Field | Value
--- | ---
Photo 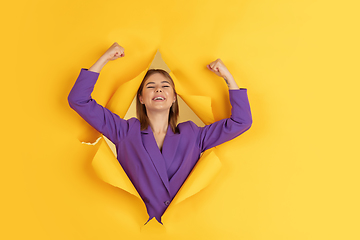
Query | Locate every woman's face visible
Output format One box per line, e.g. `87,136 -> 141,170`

139,73 -> 176,113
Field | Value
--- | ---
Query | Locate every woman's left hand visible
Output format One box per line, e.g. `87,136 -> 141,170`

207,58 -> 232,80
207,59 -> 240,89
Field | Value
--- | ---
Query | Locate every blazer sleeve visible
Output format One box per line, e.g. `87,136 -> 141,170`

193,88 -> 252,152
67,68 -> 130,144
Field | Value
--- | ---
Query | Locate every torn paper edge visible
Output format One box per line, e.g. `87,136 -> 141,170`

81,136 -> 102,145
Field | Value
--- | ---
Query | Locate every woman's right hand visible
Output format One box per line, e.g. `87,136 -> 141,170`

102,42 -> 125,61
89,42 -> 125,73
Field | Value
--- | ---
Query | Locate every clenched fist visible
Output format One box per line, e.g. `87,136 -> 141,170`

88,42 -> 125,73
103,42 -> 125,61
207,59 -> 239,89
207,59 -> 231,79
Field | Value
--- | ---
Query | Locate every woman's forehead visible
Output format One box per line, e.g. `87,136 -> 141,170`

145,73 -> 170,84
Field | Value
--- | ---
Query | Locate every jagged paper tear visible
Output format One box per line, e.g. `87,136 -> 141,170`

81,136 -> 102,145
92,137 -> 141,199
89,50 -> 223,223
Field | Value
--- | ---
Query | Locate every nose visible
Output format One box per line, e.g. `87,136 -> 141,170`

155,87 -> 162,92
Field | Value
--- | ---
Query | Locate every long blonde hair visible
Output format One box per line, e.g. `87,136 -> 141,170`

136,69 -> 179,134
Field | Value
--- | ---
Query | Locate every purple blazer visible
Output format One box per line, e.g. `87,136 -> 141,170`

68,68 -> 252,223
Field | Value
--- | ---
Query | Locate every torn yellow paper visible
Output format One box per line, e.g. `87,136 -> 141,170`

168,149 -> 221,206
3,0 -> 359,239
169,72 -> 215,124
140,217 -> 166,233
81,136 -> 102,145
92,137 -> 141,199
90,51 -> 220,222
176,94 -> 214,125
106,69 -> 148,117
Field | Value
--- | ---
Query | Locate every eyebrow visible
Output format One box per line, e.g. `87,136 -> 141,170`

146,81 -> 170,86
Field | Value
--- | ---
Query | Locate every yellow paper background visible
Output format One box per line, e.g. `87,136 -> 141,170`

1,0 -> 360,239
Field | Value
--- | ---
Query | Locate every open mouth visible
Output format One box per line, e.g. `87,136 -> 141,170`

152,97 -> 165,101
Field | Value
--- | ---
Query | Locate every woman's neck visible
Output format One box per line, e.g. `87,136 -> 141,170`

147,111 -> 169,134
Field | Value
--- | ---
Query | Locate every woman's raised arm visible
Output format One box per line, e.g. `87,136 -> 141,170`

68,43 -> 129,144
192,59 -> 251,152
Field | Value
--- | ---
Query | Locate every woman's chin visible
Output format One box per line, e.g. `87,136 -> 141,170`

146,105 -> 171,113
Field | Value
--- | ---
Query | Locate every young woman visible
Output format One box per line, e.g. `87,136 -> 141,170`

68,42 -> 252,224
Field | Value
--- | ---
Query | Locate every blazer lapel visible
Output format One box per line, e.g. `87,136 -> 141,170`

141,126 -> 170,194
161,126 -> 181,172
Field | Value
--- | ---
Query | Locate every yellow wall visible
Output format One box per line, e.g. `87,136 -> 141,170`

1,0 -> 360,239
